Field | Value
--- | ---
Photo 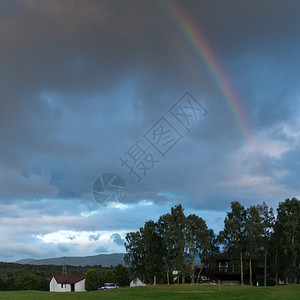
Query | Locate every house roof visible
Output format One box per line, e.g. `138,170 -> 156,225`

51,274 -> 85,284
214,252 -> 231,262
130,277 -> 143,283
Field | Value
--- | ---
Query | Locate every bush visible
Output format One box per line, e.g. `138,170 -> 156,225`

103,270 -> 117,283
85,269 -> 99,291
115,264 -> 130,286
0,278 -> 5,291
266,277 -> 276,286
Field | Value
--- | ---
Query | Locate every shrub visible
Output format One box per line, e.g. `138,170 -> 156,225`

85,269 -> 99,291
266,277 -> 276,286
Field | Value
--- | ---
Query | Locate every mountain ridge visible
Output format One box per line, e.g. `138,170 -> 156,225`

16,253 -> 125,267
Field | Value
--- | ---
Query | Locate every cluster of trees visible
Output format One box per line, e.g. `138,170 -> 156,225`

0,262 -> 130,291
124,204 -> 218,285
0,269 -> 48,291
220,198 -> 300,285
124,198 -> 300,285
85,264 -> 130,290
0,261 -> 114,291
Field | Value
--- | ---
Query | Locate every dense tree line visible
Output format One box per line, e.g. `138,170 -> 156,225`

0,262 -> 130,291
0,269 -> 49,291
0,261 -> 112,279
124,198 -> 300,285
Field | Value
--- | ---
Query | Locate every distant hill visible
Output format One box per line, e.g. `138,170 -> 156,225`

16,253 -> 125,267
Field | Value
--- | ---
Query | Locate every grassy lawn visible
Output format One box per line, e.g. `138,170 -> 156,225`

0,284 -> 299,300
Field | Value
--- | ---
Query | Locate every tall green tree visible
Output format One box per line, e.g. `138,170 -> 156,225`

143,220 -> 165,285
157,204 -> 188,284
170,204 -> 187,283
260,202 -> 275,286
115,264 -> 130,286
124,230 -> 146,280
157,212 -> 174,285
103,270 -> 117,283
186,214 -> 211,283
203,228 -> 219,269
245,205 -> 263,286
274,198 -> 300,284
85,269 -> 99,291
219,201 -> 246,285
125,221 -> 165,284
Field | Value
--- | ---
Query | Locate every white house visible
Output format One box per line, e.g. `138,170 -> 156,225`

49,274 -> 86,292
130,277 -> 145,287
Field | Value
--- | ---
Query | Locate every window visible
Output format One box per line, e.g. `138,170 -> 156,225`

218,261 -> 228,272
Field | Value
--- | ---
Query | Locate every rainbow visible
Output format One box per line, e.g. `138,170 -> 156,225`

161,1 -> 264,174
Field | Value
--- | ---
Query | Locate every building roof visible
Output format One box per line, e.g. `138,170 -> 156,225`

213,252 -> 231,262
51,274 -> 85,284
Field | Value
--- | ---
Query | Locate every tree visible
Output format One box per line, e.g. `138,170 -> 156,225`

260,202 -> 274,286
158,204 -> 187,284
245,205 -> 263,286
124,230 -> 146,280
219,201 -> 246,285
202,228 -> 219,277
103,270 -> 117,283
143,220 -> 165,284
157,212 -> 174,285
13,270 -> 48,291
115,264 -> 130,286
274,198 -> 300,284
186,214 -> 211,283
85,269 -> 99,291
0,278 -> 5,291
170,204 -> 187,283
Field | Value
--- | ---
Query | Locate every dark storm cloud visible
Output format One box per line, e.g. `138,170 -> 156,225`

187,0 -> 300,54
0,0 -> 177,94
0,0 -> 176,200
0,0 -> 300,260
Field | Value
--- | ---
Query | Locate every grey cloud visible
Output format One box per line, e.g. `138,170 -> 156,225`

89,234 -> 100,241
0,242 -> 58,260
94,246 -> 108,254
110,233 -> 125,246
0,169 -> 58,199
58,243 -> 69,253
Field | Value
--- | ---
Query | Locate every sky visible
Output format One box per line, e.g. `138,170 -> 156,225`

1,0 -> 300,262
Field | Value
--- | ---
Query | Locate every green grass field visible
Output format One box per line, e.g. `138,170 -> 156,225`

0,284 -> 299,300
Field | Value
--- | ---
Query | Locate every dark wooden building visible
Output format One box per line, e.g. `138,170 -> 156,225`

198,252 -> 263,285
